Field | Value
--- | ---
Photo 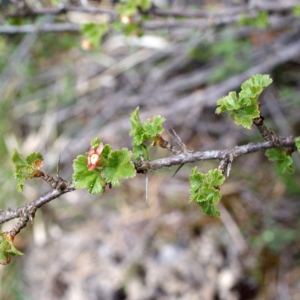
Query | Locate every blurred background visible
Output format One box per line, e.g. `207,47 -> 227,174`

1,0 -> 300,299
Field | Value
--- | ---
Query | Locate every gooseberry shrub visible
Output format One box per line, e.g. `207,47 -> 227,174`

1,74 -> 300,264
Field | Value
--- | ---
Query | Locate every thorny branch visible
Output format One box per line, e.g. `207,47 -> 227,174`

0,177 -> 74,237
135,136 -> 297,173
0,126 -> 297,237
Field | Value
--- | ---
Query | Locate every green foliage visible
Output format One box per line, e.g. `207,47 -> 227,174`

72,138 -> 136,193
72,155 -> 106,194
265,148 -> 294,174
116,0 -> 151,17
81,23 -> 108,48
130,107 -> 166,160
295,137 -> 300,152
189,167 -> 225,216
114,0 -> 150,36
0,234 -> 24,265
216,74 -> 272,129
91,137 -> 101,149
252,226 -> 297,253
292,4 -> 300,17
11,150 -> 44,192
103,149 -> 136,186
238,11 -> 270,28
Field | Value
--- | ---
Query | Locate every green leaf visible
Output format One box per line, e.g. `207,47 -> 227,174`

215,74 -> 272,129
81,23 -> 108,48
266,148 -> 294,174
25,152 -> 43,165
239,75 -> 270,100
293,5 -> 300,17
234,105 -> 260,129
100,144 -> 112,167
103,148 -> 136,186
130,107 -> 167,160
11,149 -> 44,192
129,107 -> 146,146
216,92 -> 239,114
11,149 -> 28,168
295,137 -> 300,152
277,156 -> 294,174
132,144 -> 150,161
144,115 -> 166,137
189,167 -> 225,217
265,148 -> 282,161
72,155 -> 106,194
91,137 -> 101,149
0,234 -> 24,265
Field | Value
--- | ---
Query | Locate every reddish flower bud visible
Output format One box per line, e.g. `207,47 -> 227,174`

87,143 -> 104,170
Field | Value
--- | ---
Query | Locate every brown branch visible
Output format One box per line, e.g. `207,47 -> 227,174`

0,179 -> 74,237
253,115 -> 278,142
135,136 -> 297,173
155,134 -> 182,155
0,135 -> 297,236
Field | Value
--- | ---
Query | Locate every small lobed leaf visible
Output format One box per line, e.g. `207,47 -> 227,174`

189,167 -> 225,216
243,74 -> 272,88
277,156 -> 294,174
234,104 -> 260,129
72,155 -> 106,194
101,144 -> 112,167
143,115 -> 166,137
25,152 -> 43,165
216,92 -> 239,114
73,155 -> 88,173
132,144 -> 150,161
11,149 -> 44,192
130,107 -> 167,160
0,234 -> 24,265
11,149 -> 27,168
197,199 -> 221,217
265,148 -> 282,161
15,174 -> 26,193
216,74 -> 271,130
130,107 -> 146,145
103,148 -> 136,186
265,148 -> 294,174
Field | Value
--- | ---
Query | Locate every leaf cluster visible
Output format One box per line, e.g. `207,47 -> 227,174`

72,137 -> 136,194
216,74 -> 272,129
265,148 -> 294,174
189,168 -> 225,217
129,107 -> 166,160
11,150 -> 44,192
